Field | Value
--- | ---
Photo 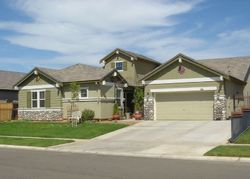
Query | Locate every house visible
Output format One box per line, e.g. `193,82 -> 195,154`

100,48 -> 161,113
0,70 -> 25,102
142,54 -> 250,121
14,64 -> 126,120
14,48 -> 250,121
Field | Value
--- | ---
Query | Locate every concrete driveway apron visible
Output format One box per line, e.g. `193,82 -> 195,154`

51,121 -> 231,157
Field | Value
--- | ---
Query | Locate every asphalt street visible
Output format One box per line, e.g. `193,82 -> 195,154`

0,148 -> 249,179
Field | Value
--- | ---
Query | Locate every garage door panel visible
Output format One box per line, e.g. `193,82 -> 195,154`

156,92 -> 213,121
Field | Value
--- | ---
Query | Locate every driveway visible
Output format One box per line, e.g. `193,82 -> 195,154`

51,121 -> 231,157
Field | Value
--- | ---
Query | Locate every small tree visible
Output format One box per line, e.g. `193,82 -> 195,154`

134,87 -> 144,112
70,82 -> 80,112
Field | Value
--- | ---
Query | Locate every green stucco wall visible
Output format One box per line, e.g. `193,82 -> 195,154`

147,61 -> 219,81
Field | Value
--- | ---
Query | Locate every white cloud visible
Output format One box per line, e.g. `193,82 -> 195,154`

0,0 -> 249,69
0,0 -> 201,67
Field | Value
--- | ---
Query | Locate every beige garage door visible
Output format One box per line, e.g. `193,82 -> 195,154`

155,92 -> 214,121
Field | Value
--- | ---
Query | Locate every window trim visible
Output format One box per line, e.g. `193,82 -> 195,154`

79,87 -> 89,99
115,61 -> 124,71
31,89 -> 46,108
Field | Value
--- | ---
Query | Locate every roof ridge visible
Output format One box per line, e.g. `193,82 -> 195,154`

62,63 -> 103,70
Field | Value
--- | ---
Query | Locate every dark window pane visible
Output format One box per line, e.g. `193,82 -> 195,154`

40,100 -> 45,107
115,62 -> 123,71
32,100 -> 37,108
80,89 -> 87,98
32,92 -> 37,99
40,91 -> 45,99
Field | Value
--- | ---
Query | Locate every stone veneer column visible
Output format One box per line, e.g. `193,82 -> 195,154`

144,97 -> 154,120
213,94 -> 227,120
18,109 -> 63,121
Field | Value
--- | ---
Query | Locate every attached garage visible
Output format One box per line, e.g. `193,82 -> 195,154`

141,54 -> 230,121
155,92 -> 214,121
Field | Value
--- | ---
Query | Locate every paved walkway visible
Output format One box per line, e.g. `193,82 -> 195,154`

50,120 -> 231,157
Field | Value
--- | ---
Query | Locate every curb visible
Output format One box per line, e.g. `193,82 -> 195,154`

0,144 -> 250,163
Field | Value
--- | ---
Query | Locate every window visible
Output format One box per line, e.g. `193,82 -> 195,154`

79,88 -> 88,98
115,61 -> 123,71
31,90 -> 45,108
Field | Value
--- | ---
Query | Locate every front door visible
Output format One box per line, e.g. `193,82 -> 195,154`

124,89 -> 134,113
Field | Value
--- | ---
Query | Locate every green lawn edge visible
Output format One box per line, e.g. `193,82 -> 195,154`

0,136 -> 74,147
0,121 -> 128,139
204,145 -> 250,157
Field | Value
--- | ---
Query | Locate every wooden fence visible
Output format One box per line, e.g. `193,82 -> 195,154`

0,103 -> 15,122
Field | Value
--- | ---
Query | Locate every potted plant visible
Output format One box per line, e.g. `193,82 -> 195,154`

112,103 -> 120,120
133,87 -> 144,120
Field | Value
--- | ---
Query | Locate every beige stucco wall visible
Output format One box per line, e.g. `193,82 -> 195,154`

104,54 -> 136,86
147,61 -> 219,81
18,74 -> 62,109
243,75 -> 250,95
20,74 -> 55,86
134,59 -> 159,85
144,60 -> 224,97
63,83 -> 100,99
62,82 -> 116,119
19,88 -> 62,108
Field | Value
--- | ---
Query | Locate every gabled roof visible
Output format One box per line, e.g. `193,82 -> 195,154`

16,64 -> 125,87
0,70 -> 25,90
141,53 -> 231,81
99,48 -> 161,65
38,64 -> 115,83
200,56 -> 250,82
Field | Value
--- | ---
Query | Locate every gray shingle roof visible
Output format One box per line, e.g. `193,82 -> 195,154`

199,56 -> 250,81
118,48 -> 161,65
37,64 -> 113,83
0,70 -> 25,90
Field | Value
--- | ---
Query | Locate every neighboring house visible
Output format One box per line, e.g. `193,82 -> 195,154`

142,54 -> 250,121
14,64 -> 126,120
0,70 -> 25,102
100,48 -> 161,113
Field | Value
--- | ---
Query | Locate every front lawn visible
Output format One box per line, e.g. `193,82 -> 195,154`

0,121 -> 127,139
0,136 -> 73,147
204,145 -> 250,157
235,128 -> 250,144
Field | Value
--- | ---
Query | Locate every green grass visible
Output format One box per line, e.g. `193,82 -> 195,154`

235,128 -> 250,144
204,145 -> 250,157
0,136 -> 73,147
0,121 -> 127,139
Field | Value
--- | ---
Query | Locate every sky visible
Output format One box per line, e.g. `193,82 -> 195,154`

0,0 -> 250,72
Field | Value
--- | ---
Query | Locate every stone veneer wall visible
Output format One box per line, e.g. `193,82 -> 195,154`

18,109 -> 63,121
144,97 -> 154,120
213,94 -> 227,120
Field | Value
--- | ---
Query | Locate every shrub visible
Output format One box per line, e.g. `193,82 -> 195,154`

134,87 -> 144,112
81,109 -> 95,121
113,103 -> 120,115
